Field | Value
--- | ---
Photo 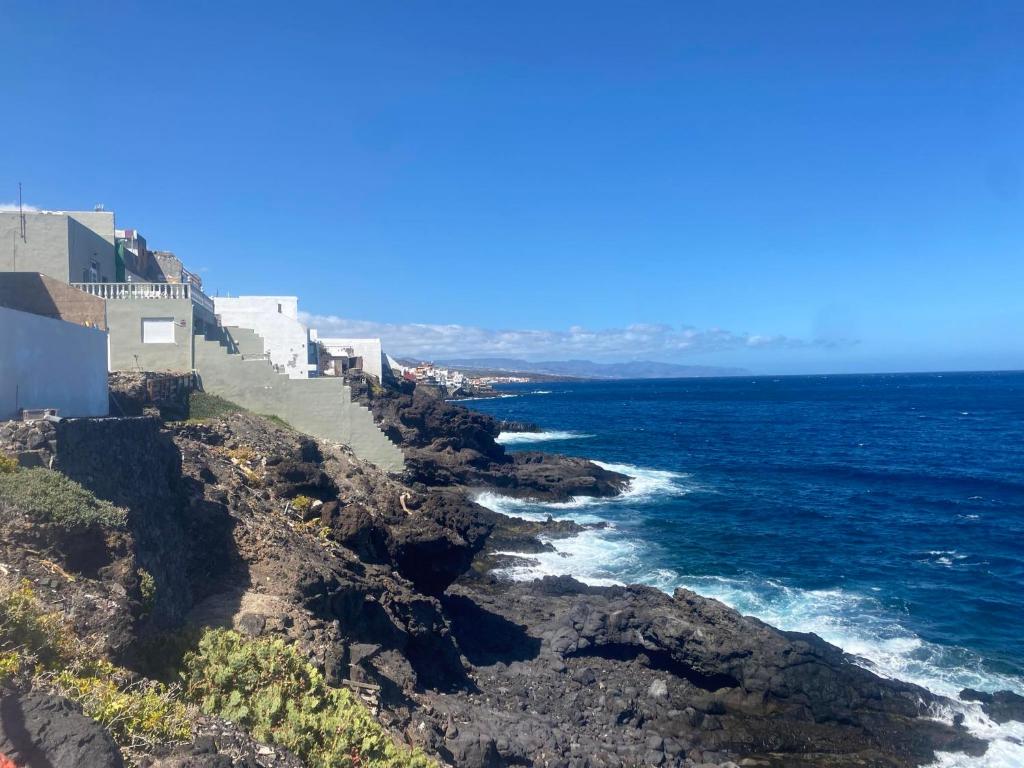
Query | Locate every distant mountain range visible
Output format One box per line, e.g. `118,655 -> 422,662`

432,357 -> 749,380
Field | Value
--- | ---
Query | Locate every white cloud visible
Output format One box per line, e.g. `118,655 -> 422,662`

0,202 -> 39,212
300,312 -> 847,362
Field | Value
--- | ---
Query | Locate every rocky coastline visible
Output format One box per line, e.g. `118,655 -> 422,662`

1,380 -> 1020,767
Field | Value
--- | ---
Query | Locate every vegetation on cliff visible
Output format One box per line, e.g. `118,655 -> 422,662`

183,628 -> 436,768
0,467 -> 127,529
0,578 -> 192,752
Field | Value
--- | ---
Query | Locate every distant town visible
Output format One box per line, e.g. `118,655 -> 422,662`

390,360 -> 534,399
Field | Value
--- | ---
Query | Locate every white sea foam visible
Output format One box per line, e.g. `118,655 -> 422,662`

449,393 -> 519,402
496,430 -> 593,445
593,461 -> 691,502
475,461 -> 690,517
493,526 -> 642,587
475,459 -> 1024,765
653,571 -> 1024,767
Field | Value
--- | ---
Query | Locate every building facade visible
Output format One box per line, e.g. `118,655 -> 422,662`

73,282 -> 216,372
0,210 -> 117,284
315,337 -> 386,381
213,296 -> 311,379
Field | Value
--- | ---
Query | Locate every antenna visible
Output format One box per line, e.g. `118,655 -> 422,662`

18,182 -> 26,241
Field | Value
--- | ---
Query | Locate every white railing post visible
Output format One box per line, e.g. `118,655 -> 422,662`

71,281 -> 213,312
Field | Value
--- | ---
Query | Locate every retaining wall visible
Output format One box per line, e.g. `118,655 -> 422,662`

194,327 -> 404,472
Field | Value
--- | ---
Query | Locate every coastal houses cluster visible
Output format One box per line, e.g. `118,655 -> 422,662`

0,205 -> 404,471
395,361 -> 468,393
393,360 -> 528,393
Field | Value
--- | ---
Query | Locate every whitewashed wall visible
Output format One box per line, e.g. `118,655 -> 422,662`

213,296 -> 310,379
318,337 -> 386,381
0,306 -> 109,420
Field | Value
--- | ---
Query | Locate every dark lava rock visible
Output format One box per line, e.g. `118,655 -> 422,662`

366,384 -> 628,501
497,420 -> 541,433
960,688 -> 1024,723
0,690 -> 125,768
422,576 -> 989,767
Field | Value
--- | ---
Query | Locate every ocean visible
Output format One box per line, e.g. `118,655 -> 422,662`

461,372 -> 1024,767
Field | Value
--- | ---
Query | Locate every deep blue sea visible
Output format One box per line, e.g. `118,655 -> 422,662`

460,372 -> 1024,766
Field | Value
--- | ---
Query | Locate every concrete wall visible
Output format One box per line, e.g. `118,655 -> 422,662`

318,337 -> 386,381
195,328 -> 404,471
0,305 -> 109,419
0,211 -> 116,283
106,297 -> 194,372
0,272 -> 107,330
214,296 -> 309,379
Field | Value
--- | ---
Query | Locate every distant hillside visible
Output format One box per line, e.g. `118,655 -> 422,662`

434,358 -> 749,380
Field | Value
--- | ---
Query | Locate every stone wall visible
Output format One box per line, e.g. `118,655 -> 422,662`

0,416 -> 197,628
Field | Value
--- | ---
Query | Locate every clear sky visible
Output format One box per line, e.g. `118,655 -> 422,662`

3,2 -> 1022,374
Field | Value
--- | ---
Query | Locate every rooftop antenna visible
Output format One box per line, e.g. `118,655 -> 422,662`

18,182 -> 26,241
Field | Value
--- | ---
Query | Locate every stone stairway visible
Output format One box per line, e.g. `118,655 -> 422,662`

193,326 -> 404,472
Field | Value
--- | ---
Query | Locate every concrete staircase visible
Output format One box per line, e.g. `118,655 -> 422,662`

193,326 -> 404,472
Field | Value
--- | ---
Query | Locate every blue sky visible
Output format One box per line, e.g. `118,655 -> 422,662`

3,1 -> 1022,374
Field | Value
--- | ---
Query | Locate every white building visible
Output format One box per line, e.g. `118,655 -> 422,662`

316,337 -> 386,382
214,296 -> 310,379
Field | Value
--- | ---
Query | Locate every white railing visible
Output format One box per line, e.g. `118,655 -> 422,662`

72,281 -> 215,313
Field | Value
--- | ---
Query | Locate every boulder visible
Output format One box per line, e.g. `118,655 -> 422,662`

0,691 -> 124,768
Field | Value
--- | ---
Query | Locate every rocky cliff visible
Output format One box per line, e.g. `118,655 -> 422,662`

1,397 -> 1016,767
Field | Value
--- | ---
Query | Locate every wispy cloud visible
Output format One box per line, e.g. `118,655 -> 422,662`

0,202 -> 39,212
300,313 -> 853,361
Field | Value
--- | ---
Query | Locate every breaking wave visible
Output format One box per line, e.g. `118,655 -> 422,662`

474,461 -> 1024,766
496,430 -> 593,445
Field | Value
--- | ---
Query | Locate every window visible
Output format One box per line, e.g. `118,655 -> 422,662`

277,303 -> 282,313
142,317 -> 176,344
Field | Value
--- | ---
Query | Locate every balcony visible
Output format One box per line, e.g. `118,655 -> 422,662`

72,281 -> 215,314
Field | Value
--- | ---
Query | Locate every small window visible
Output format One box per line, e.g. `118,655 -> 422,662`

277,303 -> 282,313
142,317 -> 176,344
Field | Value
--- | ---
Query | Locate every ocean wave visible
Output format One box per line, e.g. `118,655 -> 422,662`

475,460 -> 1024,764
449,393 -> 519,402
593,461 -> 691,502
651,572 -> 1024,767
493,526 -> 641,587
496,430 -> 593,445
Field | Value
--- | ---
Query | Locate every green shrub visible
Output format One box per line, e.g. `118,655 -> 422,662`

54,659 -> 191,750
0,453 -> 18,474
187,391 -> 245,421
0,578 -> 77,668
0,468 -> 127,530
138,568 -> 156,616
0,579 -> 192,749
291,494 -> 313,514
183,629 -> 435,768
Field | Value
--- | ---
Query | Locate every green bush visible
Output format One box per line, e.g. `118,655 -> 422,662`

0,468 -> 127,530
0,578 -> 76,668
138,568 -> 156,616
0,453 -> 18,474
0,579 -> 192,749
55,659 -> 191,750
183,629 -> 435,768
187,391 -> 245,421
